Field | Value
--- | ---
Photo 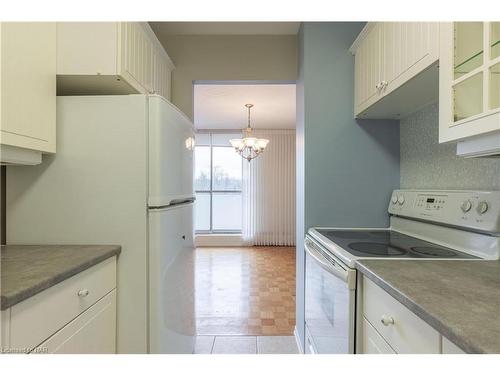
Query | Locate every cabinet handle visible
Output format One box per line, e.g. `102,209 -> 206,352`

77,289 -> 90,298
381,315 -> 395,326
381,80 -> 388,88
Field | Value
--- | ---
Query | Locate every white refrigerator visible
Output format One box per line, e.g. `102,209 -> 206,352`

6,95 -> 196,354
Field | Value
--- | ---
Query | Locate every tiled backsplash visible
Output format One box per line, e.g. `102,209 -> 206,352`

400,102 -> 500,190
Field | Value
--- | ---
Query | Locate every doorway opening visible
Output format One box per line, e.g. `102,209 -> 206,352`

192,81 -> 297,342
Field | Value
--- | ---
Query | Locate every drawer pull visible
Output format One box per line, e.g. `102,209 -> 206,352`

381,315 -> 395,326
77,289 -> 90,298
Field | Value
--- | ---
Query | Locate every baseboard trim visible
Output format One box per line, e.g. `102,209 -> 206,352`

294,326 -> 304,354
195,234 -> 244,247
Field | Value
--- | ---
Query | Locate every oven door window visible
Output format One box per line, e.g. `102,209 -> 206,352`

305,251 -> 354,354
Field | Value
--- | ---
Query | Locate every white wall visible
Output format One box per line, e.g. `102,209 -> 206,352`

151,33 -> 298,120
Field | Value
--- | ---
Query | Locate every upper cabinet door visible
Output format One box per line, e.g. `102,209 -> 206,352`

352,22 -> 439,119
439,22 -> 500,143
118,22 -> 172,98
383,22 -> 439,95
354,24 -> 383,115
152,43 -> 173,100
119,23 -> 154,94
491,23 -> 500,112
0,22 -> 56,155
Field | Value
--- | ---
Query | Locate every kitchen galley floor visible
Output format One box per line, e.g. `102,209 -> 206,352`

195,246 -> 296,336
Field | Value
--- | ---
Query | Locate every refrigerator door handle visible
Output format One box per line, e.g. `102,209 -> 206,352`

149,197 -> 196,210
169,197 -> 196,205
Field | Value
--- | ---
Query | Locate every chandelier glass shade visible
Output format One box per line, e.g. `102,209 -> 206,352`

230,104 -> 269,162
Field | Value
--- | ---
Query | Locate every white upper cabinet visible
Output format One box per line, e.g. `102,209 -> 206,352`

439,22 -> 500,155
354,23 -> 383,113
351,22 -> 439,119
57,22 -> 174,100
0,22 -> 56,164
152,47 -> 172,101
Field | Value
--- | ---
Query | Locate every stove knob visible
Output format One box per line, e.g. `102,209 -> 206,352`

397,194 -> 405,205
391,195 -> 398,204
460,200 -> 472,213
477,201 -> 489,215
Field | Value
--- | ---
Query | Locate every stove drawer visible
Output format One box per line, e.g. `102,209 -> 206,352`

362,276 -> 440,354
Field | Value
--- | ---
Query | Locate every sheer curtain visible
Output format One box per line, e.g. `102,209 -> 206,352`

242,129 -> 296,246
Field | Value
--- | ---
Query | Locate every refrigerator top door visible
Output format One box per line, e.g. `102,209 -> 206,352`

148,95 -> 195,207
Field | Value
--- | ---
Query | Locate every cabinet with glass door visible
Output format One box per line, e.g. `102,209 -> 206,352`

439,22 -> 500,144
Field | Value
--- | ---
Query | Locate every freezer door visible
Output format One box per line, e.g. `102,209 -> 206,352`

148,202 -> 195,353
148,96 -> 195,207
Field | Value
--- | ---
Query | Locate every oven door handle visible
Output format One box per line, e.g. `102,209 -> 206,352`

305,239 -> 356,290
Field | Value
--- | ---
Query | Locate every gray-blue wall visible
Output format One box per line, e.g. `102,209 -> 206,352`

295,22 -> 401,351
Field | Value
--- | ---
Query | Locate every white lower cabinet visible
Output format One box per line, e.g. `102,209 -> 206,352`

35,291 -> 116,354
359,276 -> 465,354
362,318 -> 396,354
1,257 -> 117,354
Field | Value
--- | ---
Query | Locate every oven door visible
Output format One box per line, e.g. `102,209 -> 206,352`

304,236 -> 356,354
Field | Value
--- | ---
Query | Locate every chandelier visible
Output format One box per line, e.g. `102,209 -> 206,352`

230,104 -> 269,162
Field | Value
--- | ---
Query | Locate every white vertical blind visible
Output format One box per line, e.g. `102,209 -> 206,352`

242,129 -> 296,246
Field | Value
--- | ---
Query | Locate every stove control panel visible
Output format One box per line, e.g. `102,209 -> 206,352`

389,190 -> 500,234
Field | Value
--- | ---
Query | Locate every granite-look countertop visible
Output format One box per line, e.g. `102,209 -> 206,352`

356,260 -> 500,354
1,245 -> 121,310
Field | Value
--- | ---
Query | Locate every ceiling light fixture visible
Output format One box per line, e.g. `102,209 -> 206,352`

230,104 -> 269,162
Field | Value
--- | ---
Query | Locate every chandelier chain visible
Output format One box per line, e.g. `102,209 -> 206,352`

246,103 -> 253,133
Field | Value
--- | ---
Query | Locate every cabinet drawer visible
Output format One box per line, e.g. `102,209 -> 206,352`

362,317 -> 395,354
362,276 -> 440,353
9,257 -> 116,350
34,290 -> 116,354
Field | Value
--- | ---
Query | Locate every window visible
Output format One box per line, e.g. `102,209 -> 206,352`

194,133 -> 242,233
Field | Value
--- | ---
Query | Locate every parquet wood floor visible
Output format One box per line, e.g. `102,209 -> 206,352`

195,246 -> 296,336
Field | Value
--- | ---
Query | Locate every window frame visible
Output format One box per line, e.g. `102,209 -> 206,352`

195,133 -> 243,234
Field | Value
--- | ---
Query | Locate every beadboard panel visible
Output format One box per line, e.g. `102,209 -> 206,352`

400,103 -> 500,190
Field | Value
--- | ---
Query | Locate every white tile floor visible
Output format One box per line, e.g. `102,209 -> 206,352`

193,335 -> 299,354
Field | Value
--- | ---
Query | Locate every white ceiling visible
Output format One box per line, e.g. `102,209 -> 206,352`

194,84 -> 296,130
149,22 -> 300,35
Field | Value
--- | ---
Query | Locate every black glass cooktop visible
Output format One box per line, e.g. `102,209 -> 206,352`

315,229 -> 478,259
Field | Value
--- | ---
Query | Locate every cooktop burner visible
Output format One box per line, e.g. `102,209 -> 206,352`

410,247 -> 458,258
348,242 -> 407,256
315,229 -> 478,259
